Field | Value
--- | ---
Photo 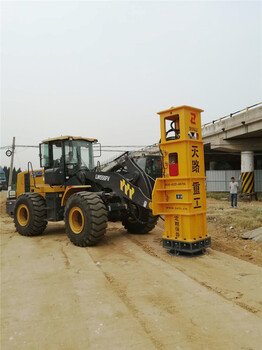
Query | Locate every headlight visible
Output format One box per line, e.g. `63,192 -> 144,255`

8,190 -> 16,199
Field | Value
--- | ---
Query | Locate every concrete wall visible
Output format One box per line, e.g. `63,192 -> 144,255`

206,170 -> 262,192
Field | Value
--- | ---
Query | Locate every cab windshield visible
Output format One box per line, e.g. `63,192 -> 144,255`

64,140 -> 95,170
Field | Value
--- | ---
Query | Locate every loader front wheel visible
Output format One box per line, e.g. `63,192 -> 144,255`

122,205 -> 158,234
65,192 -> 107,247
14,193 -> 47,236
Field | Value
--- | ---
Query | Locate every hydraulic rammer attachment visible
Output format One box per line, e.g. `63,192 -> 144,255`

152,105 -> 211,255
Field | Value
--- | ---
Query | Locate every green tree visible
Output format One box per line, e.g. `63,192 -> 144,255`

2,167 -> 22,189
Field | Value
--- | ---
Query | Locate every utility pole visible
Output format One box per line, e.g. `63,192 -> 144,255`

7,137 -> 15,198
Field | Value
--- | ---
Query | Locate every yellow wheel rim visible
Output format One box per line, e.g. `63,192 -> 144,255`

17,204 -> 29,226
69,207 -> 84,234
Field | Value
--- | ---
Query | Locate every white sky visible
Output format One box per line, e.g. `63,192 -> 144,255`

1,1 -> 261,170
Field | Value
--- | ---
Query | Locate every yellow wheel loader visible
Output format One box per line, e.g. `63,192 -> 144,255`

6,136 -> 158,247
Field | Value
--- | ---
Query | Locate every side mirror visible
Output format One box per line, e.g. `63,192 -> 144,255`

96,161 -> 101,172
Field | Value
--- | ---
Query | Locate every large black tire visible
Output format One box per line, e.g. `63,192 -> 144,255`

122,207 -> 158,234
14,193 -> 47,236
64,192 -> 107,247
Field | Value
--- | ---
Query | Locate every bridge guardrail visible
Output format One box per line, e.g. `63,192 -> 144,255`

202,102 -> 262,128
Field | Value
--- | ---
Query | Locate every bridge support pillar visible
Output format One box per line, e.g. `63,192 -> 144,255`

240,151 -> 256,200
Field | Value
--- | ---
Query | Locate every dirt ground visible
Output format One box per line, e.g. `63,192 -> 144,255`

206,198 -> 262,266
1,191 -> 262,350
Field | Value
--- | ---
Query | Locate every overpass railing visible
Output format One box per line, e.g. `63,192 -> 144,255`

202,102 -> 262,128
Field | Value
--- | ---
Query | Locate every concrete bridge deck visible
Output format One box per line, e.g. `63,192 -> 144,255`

202,104 -> 262,152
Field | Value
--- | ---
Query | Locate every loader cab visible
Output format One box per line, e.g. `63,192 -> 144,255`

39,136 -> 97,186
134,155 -> 162,179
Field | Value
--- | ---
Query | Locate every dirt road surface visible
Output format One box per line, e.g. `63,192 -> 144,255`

1,192 -> 262,349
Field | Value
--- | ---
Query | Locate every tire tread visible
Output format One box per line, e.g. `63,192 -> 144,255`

65,192 -> 107,247
14,193 -> 47,236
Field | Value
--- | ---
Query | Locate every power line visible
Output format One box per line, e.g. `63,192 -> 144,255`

1,144 -> 148,150
0,145 -> 38,149
94,145 -> 148,148
2,145 -> 261,156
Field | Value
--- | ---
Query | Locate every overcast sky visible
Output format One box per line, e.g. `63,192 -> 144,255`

1,1 -> 261,170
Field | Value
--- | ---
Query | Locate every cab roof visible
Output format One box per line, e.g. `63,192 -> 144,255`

41,136 -> 98,143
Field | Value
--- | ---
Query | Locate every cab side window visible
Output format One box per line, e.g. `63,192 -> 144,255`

40,143 -> 50,167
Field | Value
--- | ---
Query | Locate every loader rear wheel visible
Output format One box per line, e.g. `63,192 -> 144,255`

65,192 -> 107,247
14,193 -> 47,236
122,205 -> 158,234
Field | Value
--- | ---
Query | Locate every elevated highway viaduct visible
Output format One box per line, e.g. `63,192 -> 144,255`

202,103 -> 262,194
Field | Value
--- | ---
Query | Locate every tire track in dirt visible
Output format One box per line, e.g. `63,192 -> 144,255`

86,245 -> 207,349
82,235 -> 164,348
85,231 -> 262,349
61,245 -> 71,268
122,232 -> 262,317
100,270 -> 164,350
196,281 -> 259,314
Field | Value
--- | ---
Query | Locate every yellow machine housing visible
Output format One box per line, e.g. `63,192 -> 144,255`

16,169 -> 90,208
152,105 -> 211,254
